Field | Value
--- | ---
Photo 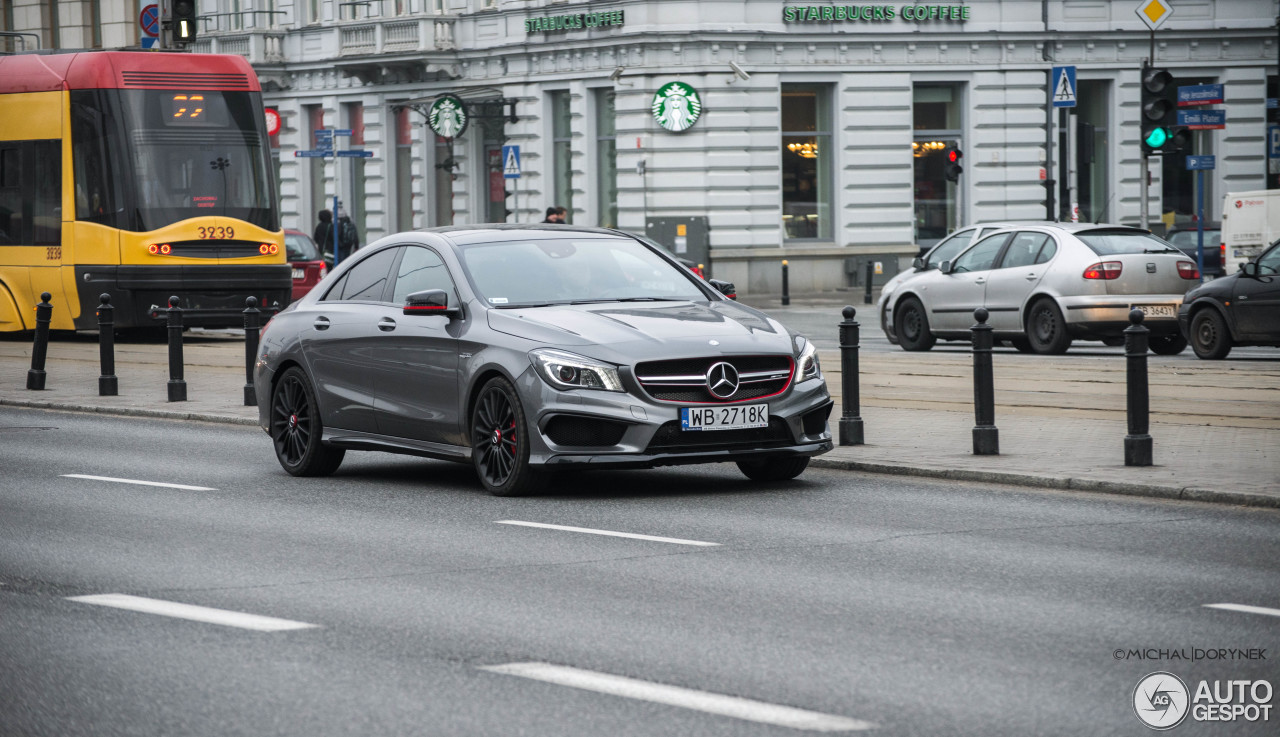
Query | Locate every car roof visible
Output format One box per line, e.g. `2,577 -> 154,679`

425,224 -> 631,245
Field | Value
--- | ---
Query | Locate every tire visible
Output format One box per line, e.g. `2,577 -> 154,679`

1148,334 -> 1188,356
1190,309 -> 1232,360
471,376 -> 545,496
894,297 -> 936,352
1024,298 -> 1072,355
270,367 -> 345,477
1010,337 -> 1034,353
1101,337 -> 1126,347
737,456 -> 810,482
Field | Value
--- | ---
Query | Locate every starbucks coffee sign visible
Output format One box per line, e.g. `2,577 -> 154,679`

525,9 -> 624,33
428,95 -> 468,139
651,82 -> 702,133
783,4 -> 971,22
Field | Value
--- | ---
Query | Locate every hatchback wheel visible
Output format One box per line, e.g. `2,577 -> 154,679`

471,377 -> 544,496
737,456 -> 810,482
1148,334 -> 1188,355
1190,309 -> 1232,359
894,297 -> 936,351
1025,298 -> 1072,354
271,367 -> 345,476
1010,337 -> 1034,353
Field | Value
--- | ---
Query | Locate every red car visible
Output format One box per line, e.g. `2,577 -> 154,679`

285,229 -> 327,301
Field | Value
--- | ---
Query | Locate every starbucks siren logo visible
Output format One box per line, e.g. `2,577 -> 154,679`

651,82 -> 702,132
428,95 -> 469,139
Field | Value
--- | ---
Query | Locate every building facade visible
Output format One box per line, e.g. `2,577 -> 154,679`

5,0 -> 1275,293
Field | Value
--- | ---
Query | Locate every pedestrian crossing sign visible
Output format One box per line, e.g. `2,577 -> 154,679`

502,145 -> 521,179
1051,66 -> 1077,108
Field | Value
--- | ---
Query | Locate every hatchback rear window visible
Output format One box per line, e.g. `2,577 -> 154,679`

1074,230 -> 1181,256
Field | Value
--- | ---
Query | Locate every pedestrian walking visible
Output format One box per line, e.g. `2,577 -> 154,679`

313,209 -> 335,265
337,214 -> 360,261
542,206 -> 566,224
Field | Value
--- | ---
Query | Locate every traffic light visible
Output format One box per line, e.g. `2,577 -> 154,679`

173,0 -> 198,46
1140,64 -> 1176,155
944,147 -> 964,182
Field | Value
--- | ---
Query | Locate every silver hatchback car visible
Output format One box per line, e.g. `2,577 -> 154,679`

882,224 -> 1202,354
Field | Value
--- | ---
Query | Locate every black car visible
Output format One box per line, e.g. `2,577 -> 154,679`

1178,240 -> 1280,359
1166,223 -> 1223,278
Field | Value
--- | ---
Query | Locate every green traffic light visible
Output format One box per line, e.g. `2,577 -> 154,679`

1144,127 -> 1169,148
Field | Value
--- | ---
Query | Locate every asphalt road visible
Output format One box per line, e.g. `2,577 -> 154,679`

2,407 -> 1278,736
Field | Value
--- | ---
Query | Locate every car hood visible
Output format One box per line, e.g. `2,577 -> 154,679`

486,300 -> 795,358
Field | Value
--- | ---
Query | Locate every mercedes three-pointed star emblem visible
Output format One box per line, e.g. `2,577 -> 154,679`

705,361 -> 740,399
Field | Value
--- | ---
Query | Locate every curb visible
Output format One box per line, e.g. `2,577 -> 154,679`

4,397 -> 1274,510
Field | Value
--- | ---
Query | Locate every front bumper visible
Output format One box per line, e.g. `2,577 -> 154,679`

517,368 -> 835,470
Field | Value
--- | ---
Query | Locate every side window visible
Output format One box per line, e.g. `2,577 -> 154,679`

0,146 -> 18,245
998,232 -> 1049,269
926,228 -> 974,268
324,248 -> 397,302
1256,244 -> 1280,275
0,141 -> 61,246
392,246 -> 454,303
952,233 -> 1010,273
1034,237 -> 1058,265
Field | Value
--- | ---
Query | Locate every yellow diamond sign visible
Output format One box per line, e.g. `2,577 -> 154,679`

1135,0 -> 1173,30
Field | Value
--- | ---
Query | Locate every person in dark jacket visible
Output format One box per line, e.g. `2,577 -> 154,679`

314,209 -> 335,264
542,206 -> 566,224
336,215 -> 360,262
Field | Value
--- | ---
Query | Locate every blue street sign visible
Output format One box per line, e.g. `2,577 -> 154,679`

1185,155 -> 1215,171
1177,109 -> 1225,130
1051,66 -> 1077,108
1270,126 -> 1280,159
332,129 -> 354,136
1269,98 -> 1279,110
314,130 -> 333,138
335,150 -> 373,158
502,145 -> 521,179
141,36 -> 157,49
1177,83 -> 1224,107
294,150 -> 332,158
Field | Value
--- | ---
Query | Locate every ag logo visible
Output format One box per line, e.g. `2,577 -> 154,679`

1133,672 -> 1190,730
651,81 -> 702,132
1236,200 -> 1243,208
428,95 -> 469,139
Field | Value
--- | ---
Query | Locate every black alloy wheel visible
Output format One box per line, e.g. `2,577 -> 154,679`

1025,298 -> 1072,354
894,297 -> 936,351
737,456 -> 810,482
1190,309 -> 1232,360
270,367 -> 344,476
471,377 -> 544,496
1148,334 -> 1188,355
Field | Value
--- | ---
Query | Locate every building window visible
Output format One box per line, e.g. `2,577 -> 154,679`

306,105 -> 327,231
396,107 -> 414,231
550,91 -> 573,222
912,83 -> 963,247
1074,80 -> 1110,225
344,102 -> 365,238
304,0 -> 321,24
595,89 -> 617,228
781,85 -> 833,240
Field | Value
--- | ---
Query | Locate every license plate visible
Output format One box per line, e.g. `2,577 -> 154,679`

681,404 -> 768,431
291,268 -> 305,280
1132,304 -> 1176,318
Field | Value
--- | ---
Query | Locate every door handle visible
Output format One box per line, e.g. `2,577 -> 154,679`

313,317 -> 330,331
378,317 -> 397,332
974,278 -> 986,285
1025,273 -> 1037,281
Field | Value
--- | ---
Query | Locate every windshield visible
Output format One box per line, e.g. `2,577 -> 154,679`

70,88 -> 278,232
458,237 -> 709,307
285,232 -> 320,262
925,229 -> 976,269
1075,230 -> 1180,256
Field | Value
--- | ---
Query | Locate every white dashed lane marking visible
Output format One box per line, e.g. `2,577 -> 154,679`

495,520 -> 720,547
479,662 -> 876,732
1204,603 -> 1280,619
61,474 -> 216,491
67,594 -> 318,632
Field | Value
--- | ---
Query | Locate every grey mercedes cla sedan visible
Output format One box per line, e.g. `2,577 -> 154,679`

254,226 -> 833,495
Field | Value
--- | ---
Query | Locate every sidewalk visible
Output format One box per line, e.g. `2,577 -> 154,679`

1,333 -> 1277,508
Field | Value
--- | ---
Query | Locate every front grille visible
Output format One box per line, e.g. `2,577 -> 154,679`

635,355 -> 793,404
645,418 -> 794,454
121,71 -> 252,89
543,415 -> 628,447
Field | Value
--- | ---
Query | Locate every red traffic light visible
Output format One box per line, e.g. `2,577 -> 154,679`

947,148 -> 963,163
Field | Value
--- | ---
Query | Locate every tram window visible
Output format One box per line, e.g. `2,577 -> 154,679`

72,93 -> 123,226
0,147 -> 17,244
0,141 -> 61,245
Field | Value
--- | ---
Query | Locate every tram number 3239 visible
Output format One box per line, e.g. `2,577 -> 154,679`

45,247 -> 62,261
197,226 -> 235,239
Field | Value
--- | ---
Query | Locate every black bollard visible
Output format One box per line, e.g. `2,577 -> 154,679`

781,260 -> 790,306
971,308 -> 999,455
863,261 -> 874,305
166,295 -> 187,402
243,296 -> 260,406
97,293 -> 118,396
26,292 -> 53,390
1123,309 -> 1152,466
838,306 -> 864,445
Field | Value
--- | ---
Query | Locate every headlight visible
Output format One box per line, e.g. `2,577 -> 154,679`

797,338 -> 822,381
530,349 -> 624,392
